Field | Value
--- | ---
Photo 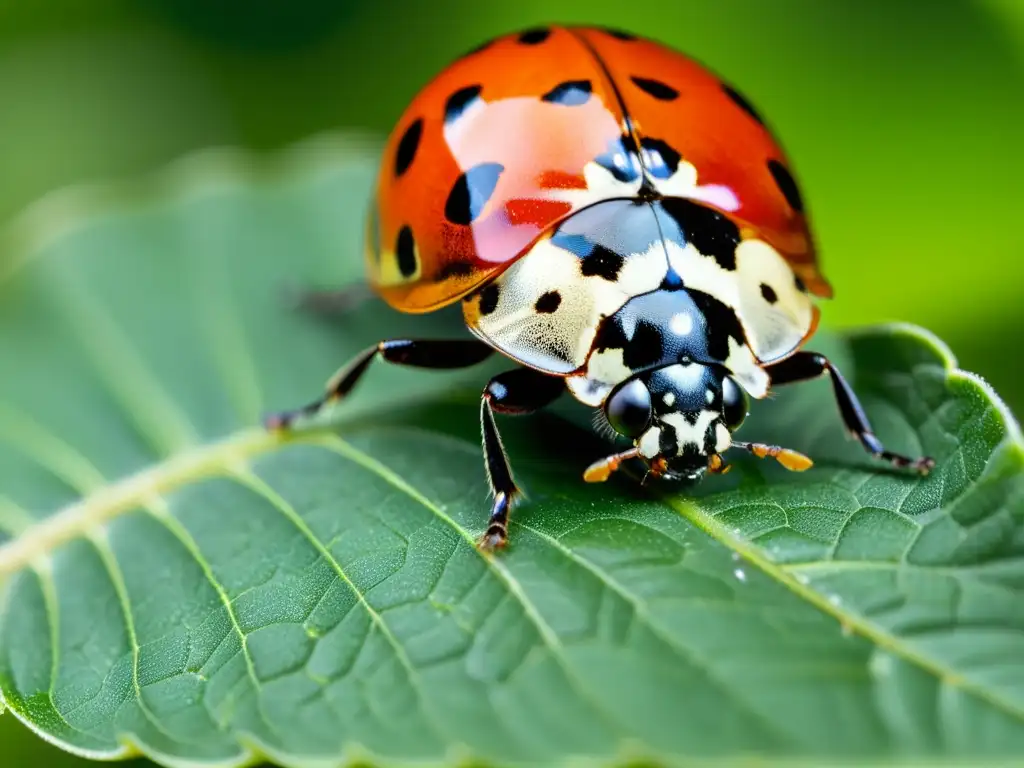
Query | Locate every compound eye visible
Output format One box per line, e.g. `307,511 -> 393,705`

722,376 -> 749,430
605,378 -> 653,438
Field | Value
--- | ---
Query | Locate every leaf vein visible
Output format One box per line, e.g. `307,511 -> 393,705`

310,433 -> 631,739
194,216 -> 266,427
514,520 -> 798,743
50,268 -> 198,456
0,497 -> 35,538
85,532 -> 186,744
653,489 -> 1024,724
228,464 -> 452,747
144,501 -> 284,742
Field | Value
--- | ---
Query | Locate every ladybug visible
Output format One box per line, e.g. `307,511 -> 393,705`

266,25 -> 935,550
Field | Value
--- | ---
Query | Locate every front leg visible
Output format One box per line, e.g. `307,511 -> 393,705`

766,351 -> 935,473
478,368 -> 566,551
264,338 -> 494,430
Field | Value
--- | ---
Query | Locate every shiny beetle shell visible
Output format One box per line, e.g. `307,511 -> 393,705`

365,25 -> 831,321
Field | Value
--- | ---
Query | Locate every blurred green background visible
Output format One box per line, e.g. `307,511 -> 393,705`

1,0 -> 1022,764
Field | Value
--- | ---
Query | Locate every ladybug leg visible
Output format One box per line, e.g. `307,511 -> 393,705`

582,447 -> 641,483
286,282 -> 374,316
729,441 -> 813,472
765,351 -> 935,473
264,339 -> 494,430
479,368 -> 566,551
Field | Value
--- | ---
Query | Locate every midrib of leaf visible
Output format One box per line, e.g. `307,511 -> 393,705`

0,426 -> 279,579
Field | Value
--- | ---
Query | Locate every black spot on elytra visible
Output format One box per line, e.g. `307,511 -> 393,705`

518,27 -> 550,44
550,230 -> 628,281
580,244 -> 625,281
760,283 -> 778,304
794,274 -> 807,293
437,261 -> 475,281
623,321 -> 665,372
603,27 -> 637,41
640,137 -> 681,180
542,80 -> 592,106
767,159 -> 804,213
687,289 -> 746,362
631,77 -> 679,101
723,83 -> 764,126
595,135 -> 640,183
534,290 -> 562,313
395,226 -> 417,278
445,162 -> 504,225
394,119 -> 422,178
659,198 -> 740,271
445,85 -> 482,123
478,283 -> 500,315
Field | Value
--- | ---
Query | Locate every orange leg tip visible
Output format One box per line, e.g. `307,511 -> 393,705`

476,530 -> 509,552
708,454 -> 732,475
583,448 -> 639,483
778,449 -> 814,472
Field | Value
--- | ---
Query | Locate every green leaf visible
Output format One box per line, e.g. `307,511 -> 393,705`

0,135 -> 1021,768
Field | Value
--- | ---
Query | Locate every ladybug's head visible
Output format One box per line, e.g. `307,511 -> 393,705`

597,362 -> 749,483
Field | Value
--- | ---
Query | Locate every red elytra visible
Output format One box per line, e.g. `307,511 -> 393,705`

365,24 -> 831,314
